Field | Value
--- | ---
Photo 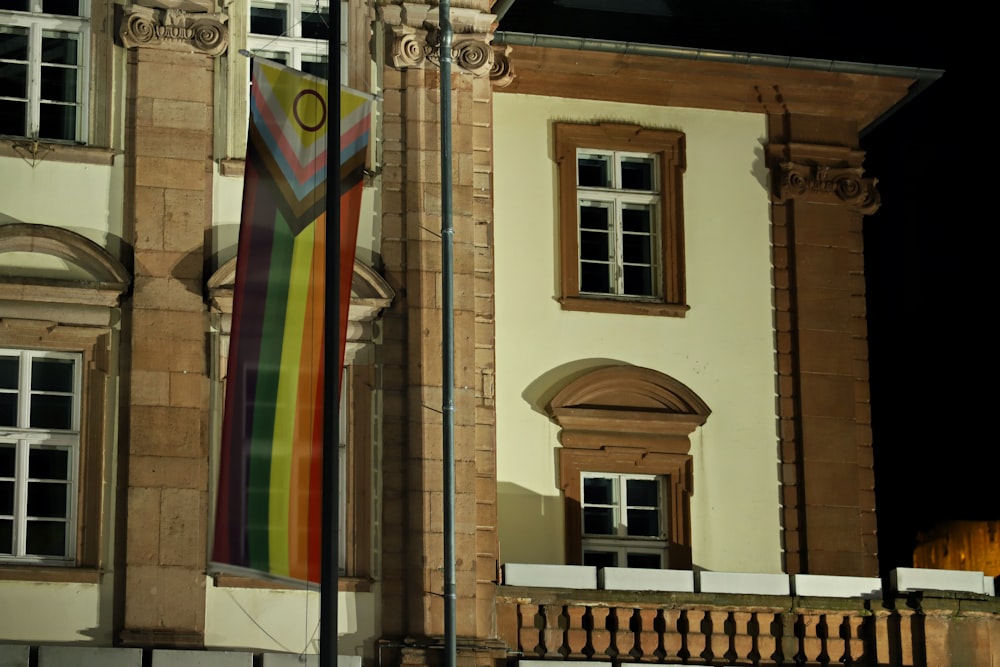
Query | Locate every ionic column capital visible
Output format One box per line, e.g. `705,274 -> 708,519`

767,142 -> 880,214
118,3 -> 229,57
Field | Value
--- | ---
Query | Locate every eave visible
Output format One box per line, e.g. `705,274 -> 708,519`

494,33 -> 942,133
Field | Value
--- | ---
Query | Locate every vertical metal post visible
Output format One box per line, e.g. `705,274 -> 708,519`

439,1 -> 457,666
321,4 -> 342,666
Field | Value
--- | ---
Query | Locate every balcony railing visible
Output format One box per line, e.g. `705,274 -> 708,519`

496,586 -> 1000,666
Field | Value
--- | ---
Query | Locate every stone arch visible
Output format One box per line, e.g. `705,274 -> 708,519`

0,222 -> 130,287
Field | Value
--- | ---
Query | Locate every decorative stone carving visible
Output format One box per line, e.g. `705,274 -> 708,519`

379,3 -> 497,76
130,0 -> 214,10
773,161 -> 880,214
119,4 -> 229,56
490,44 -> 515,88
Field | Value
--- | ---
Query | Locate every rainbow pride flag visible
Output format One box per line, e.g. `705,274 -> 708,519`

212,58 -> 371,583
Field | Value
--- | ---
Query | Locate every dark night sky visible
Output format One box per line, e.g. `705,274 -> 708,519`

499,1 -> 992,576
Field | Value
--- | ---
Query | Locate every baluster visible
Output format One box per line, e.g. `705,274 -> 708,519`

565,606 -> 589,659
614,608 -> 636,660
662,608 -> 683,661
800,613 -> 824,664
732,611 -> 754,663
706,610 -> 729,663
519,604 -> 543,657
897,608 -> 916,667
542,604 -> 566,658
636,608 -> 661,661
686,609 -> 708,662
844,613 -> 866,664
591,607 -> 613,658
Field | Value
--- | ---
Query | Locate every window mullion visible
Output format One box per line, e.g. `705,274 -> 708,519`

13,439 -> 28,557
613,198 -> 625,295
27,22 -> 42,139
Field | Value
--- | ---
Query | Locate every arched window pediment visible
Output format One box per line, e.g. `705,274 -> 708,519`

547,365 -> 711,438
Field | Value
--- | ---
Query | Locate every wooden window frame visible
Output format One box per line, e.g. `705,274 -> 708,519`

554,122 -> 688,317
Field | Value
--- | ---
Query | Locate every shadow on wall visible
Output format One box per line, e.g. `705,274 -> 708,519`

497,481 -> 565,566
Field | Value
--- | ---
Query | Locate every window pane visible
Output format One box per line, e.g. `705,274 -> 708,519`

626,508 -> 659,536
627,478 -> 659,507
0,445 -> 14,477
301,10 -> 330,40
29,448 -> 68,480
43,0 -> 82,16
41,67 -> 78,102
27,482 -> 67,518
31,358 -> 74,393
626,552 -> 661,569
38,102 -> 76,141
0,481 -> 13,515
579,230 -> 609,262
578,153 -> 610,188
0,26 -> 29,61
583,506 -> 614,535
0,393 -> 16,427
583,550 -> 617,568
623,265 -> 654,297
301,57 -> 328,80
29,394 -> 73,429
621,205 -> 652,233
25,520 -> 66,556
0,356 -> 17,389
580,261 -> 611,294
622,233 -> 652,265
0,61 -> 28,99
621,157 -> 655,190
0,519 -> 11,554
583,476 -> 614,505
0,100 -> 28,137
42,32 -> 78,67
250,5 -> 287,36
579,201 -> 610,231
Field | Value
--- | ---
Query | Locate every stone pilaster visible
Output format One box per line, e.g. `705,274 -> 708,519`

767,114 -> 879,577
116,2 -> 226,647
375,1 -> 502,659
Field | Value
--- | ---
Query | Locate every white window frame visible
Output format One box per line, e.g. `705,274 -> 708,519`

576,148 -> 662,299
0,1 -> 90,143
581,471 -> 668,568
247,0 -> 346,82
0,349 -> 82,565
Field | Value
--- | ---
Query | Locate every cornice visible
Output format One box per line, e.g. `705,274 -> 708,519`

495,43 -> 917,130
118,4 -> 229,57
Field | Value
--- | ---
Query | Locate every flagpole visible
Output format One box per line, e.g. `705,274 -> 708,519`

321,4 -> 342,666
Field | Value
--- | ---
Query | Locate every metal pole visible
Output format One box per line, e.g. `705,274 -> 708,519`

321,4 -> 342,666
439,0 -> 457,665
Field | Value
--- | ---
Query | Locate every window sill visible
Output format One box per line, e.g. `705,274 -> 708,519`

0,565 -> 102,584
559,296 -> 690,318
0,138 -> 116,166
213,573 -> 373,592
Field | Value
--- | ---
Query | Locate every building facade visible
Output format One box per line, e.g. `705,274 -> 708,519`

0,0 -> 996,665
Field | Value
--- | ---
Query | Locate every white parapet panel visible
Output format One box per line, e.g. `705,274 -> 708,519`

985,576 -> 996,596
502,563 -> 598,589
261,655 -> 362,667
0,644 -> 29,667
151,650 -> 253,667
38,646 -> 142,667
697,571 -> 790,595
599,567 -> 695,592
890,567 -> 986,594
792,574 -> 882,598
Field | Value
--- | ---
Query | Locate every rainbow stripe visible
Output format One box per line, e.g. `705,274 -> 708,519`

212,59 -> 371,583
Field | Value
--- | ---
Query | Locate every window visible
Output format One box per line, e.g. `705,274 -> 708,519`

0,0 -> 89,142
248,0 -> 345,81
547,365 -> 711,569
555,123 -> 687,317
0,349 -> 81,563
581,472 -> 667,569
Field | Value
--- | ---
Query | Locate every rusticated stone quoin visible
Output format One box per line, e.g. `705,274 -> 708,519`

118,4 -> 229,56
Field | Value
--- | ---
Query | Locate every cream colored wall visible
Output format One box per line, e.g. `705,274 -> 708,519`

0,581 -> 113,642
204,581 -> 378,659
493,93 -> 781,574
